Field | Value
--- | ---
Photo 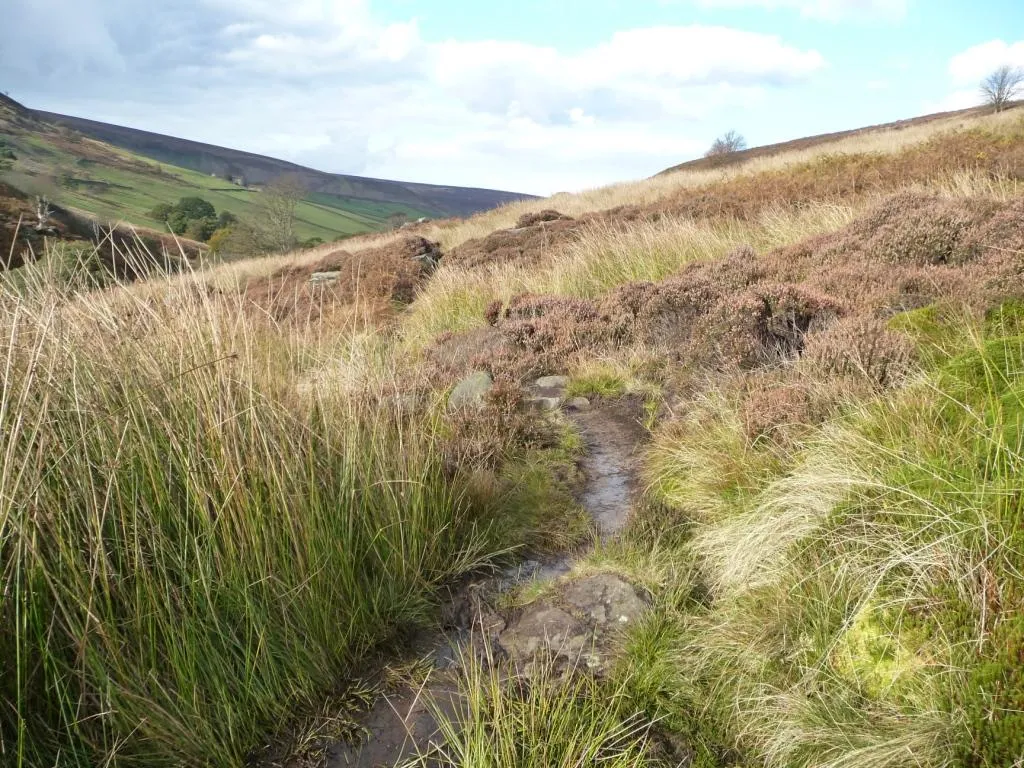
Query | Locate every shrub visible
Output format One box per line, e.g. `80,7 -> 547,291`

803,315 -> 916,388
184,215 -> 217,242
478,293 -> 612,380
206,226 -> 233,255
710,282 -> 844,368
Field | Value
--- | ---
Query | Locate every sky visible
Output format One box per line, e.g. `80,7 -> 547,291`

2,0 -> 1023,195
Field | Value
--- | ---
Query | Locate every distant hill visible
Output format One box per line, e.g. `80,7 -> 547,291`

658,101 -> 1021,176
35,110 -> 535,219
0,93 -> 535,253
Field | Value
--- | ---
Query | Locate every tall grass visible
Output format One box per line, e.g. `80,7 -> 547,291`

406,649 -> 658,768
0,252 -> 504,766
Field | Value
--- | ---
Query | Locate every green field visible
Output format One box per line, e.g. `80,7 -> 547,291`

0,132 -> 433,241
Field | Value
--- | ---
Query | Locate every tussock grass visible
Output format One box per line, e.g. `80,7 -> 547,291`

613,305 -> 1024,768
0,250 -> 510,767
406,650 -> 659,768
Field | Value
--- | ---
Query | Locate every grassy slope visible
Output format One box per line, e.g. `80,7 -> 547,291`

397,106 -> 1024,768
2,104 -> 1024,768
1,123 -> 433,242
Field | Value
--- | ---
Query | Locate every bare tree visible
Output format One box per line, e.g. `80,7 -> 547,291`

259,174 -> 304,252
981,65 -> 1024,113
705,130 -> 747,158
228,174 -> 305,255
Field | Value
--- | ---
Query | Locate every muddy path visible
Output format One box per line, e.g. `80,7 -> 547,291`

326,386 -> 646,768
571,399 -> 645,540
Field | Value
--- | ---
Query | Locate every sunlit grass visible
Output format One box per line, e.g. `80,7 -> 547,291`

0,249 -> 508,767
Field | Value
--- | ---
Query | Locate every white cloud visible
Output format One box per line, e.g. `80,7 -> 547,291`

949,40 -> 1024,86
1,0 -> 827,194
694,0 -> 907,21
925,89 -> 982,114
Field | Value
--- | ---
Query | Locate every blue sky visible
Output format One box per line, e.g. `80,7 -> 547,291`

2,0 -> 1022,194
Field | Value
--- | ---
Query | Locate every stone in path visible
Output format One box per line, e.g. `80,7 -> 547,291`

496,574 -> 649,674
563,573 -> 648,627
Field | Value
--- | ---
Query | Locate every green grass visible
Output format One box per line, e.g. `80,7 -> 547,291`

467,416 -> 592,557
0,261 -> 512,767
407,650 -> 660,768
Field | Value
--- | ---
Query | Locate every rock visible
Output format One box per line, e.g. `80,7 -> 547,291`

309,271 -> 340,284
535,375 -> 570,390
498,606 -> 591,661
529,395 -> 563,412
565,396 -> 591,411
563,574 -> 649,627
448,371 -> 493,411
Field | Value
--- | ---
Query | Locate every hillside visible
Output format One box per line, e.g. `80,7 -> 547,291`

0,94 -> 535,256
659,100 -> 1024,175
35,110 -> 536,219
3,101 -> 1024,768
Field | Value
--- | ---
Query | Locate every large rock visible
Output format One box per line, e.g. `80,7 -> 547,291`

565,396 -> 591,411
448,371 -> 493,410
310,271 -> 341,284
498,606 -> 591,661
563,574 -> 648,627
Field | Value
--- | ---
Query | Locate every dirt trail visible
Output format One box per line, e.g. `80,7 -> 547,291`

326,388 -> 645,768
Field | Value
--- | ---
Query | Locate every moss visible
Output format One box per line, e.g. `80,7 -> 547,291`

831,602 -> 928,698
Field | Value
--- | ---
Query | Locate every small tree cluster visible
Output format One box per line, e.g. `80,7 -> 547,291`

148,197 -> 237,243
705,130 -> 747,158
